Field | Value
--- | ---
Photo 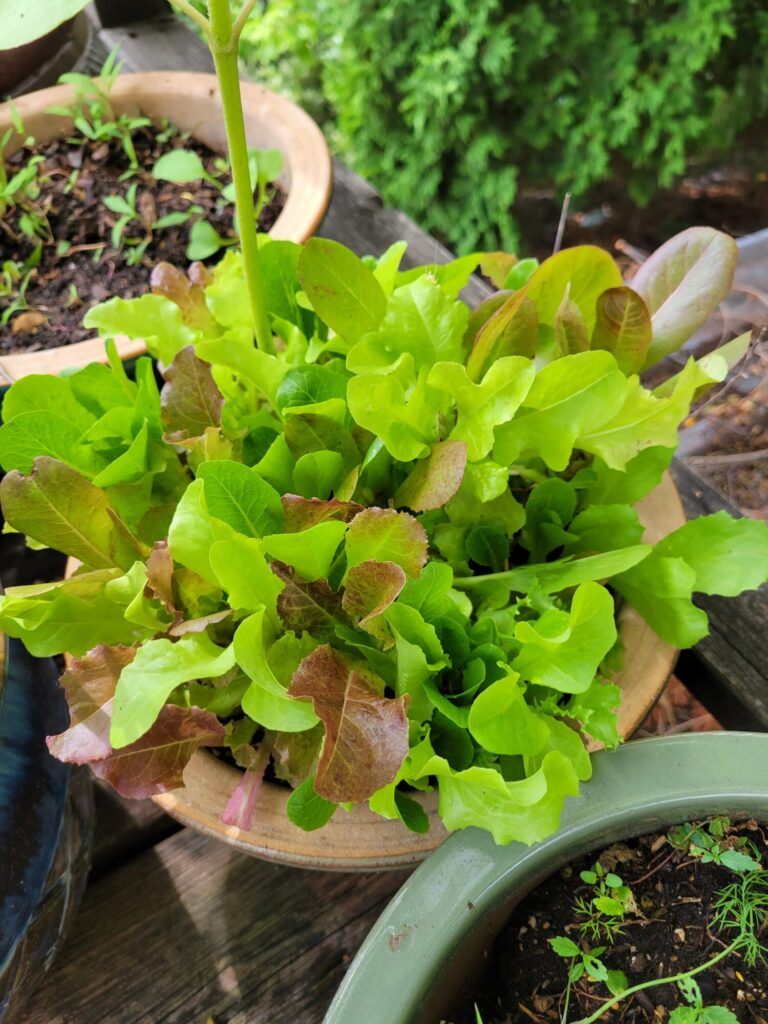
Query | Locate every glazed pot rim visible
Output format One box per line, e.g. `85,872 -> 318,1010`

324,731 -> 768,1023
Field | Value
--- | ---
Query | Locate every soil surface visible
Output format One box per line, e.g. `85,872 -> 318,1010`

452,820 -> 768,1024
516,161 -> 768,266
0,124 -> 284,353
680,333 -> 768,519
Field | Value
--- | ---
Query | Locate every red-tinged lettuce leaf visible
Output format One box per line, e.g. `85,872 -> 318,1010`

90,704 -> 226,799
0,457 -> 142,570
524,246 -> 622,337
554,291 -> 588,356
590,286 -> 652,374
479,252 -> 519,290
631,227 -> 738,368
288,645 -> 410,802
47,645 -> 137,763
345,507 -> 428,579
393,441 -> 467,512
144,540 -> 179,620
281,494 -> 364,532
150,261 -> 215,334
168,609 -> 231,637
463,290 -> 511,347
467,290 -> 537,380
161,347 -> 223,440
342,560 -> 407,625
273,724 -> 324,788
272,561 -> 348,637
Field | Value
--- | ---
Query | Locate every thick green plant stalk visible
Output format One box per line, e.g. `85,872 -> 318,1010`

168,0 -> 274,354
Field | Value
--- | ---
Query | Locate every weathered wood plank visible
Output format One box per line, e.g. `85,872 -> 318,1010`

91,780 -> 180,878
319,161 -> 493,308
18,828 -> 406,1024
670,458 -> 768,731
89,7 -> 214,74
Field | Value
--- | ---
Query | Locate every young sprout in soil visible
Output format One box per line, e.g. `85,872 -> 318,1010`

574,861 -> 636,942
548,837 -> 768,1024
1,109 -> 51,246
0,258 -> 35,323
48,49 -> 151,176
668,816 -> 763,873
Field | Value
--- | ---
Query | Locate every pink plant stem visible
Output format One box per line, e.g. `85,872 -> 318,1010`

221,736 -> 273,830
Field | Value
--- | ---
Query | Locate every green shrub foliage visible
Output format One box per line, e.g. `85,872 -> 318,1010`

234,0 -> 768,252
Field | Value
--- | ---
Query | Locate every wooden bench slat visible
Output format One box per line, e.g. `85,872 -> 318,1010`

19,826 -> 406,1023
670,458 -> 768,731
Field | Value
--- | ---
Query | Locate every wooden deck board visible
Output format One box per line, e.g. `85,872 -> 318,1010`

19,827 -> 406,1024
670,459 -> 768,731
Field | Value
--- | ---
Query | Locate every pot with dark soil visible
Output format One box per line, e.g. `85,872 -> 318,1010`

0,66 -> 332,381
324,733 -> 768,1023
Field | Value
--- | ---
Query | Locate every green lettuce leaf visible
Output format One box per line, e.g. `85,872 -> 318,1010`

111,632 -> 236,748
298,237 -> 386,344
235,608 -> 320,732
428,356 -> 535,461
468,669 -> 550,755
512,582 -> 617,693
493,351 -> 626,471
347,274 -> 468,372
84,294 -> 199,365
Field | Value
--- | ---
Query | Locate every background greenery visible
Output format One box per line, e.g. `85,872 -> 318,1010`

189,0 -> 768,253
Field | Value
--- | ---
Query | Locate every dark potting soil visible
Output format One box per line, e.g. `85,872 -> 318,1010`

681,334 -> 768,520
452,819 -> 768,1024
0,125 -> 285,354
515,159 -> 768,266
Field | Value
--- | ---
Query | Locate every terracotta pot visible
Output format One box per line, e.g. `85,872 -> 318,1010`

0,633 -> 94,1022
324,731 -> 768,1023
149,472 -> 684,871
0,71 -> 332,384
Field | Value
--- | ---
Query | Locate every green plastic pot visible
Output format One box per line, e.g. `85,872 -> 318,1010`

324,732 -> 768,1024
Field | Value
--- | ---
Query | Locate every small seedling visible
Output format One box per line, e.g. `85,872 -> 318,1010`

550,935 -> 628,1024
103,183 -> 142,250
574,862 -> 636,942
668,976 -> 738,1024
0,258 -> 36,323
549,866 -> 768,1024
151,144 -> 282,260
668,817 -> 762,873
49,49 -> 154,175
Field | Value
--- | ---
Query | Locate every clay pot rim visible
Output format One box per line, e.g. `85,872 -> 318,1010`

0,70 -> 332,383
324,731 -> 768,1024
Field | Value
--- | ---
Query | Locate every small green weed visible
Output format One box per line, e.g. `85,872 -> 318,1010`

573,861 -> 636,942
667,817 -> 763,874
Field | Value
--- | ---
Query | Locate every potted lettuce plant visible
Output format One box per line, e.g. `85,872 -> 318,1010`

0,0 -> 766,871
0,221 -> 766,868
